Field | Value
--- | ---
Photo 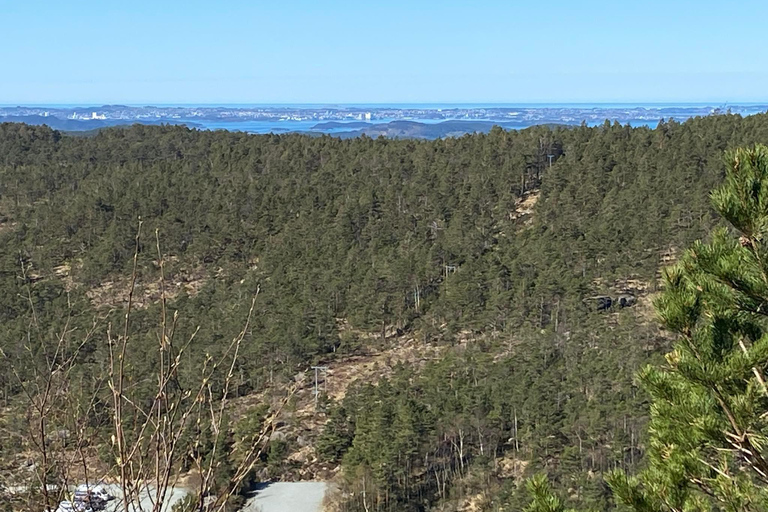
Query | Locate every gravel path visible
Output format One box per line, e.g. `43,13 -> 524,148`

241,482 -> 328,512
51,481 -> 326,512
100,484 -> 189,512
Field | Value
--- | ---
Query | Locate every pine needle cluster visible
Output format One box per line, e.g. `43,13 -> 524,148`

608,145 -> 768,511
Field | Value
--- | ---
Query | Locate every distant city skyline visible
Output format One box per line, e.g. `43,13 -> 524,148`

2,1 -> 768,104
4,103 -> 764,139
3,102 -> 768,108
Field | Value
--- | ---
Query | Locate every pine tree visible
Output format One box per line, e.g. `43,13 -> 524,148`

524,474 -> 577,512
317,404 -> 354,463
607,145 -> 768,511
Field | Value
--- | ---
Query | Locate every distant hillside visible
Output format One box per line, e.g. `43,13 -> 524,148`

334,119 -> 525,138
4,116 -> 568,139
0,115 -> 202,131
1,114 -> 767,511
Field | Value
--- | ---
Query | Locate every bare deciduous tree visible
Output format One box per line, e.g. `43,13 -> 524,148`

2,222 -> 292,512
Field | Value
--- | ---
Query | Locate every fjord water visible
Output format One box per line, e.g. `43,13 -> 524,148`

187,102 -> 768,134
192,118 -> 674,134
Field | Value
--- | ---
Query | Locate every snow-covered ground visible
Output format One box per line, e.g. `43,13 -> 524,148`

241,482 -> 328,512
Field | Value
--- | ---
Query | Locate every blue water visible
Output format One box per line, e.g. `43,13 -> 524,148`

196,117 -> 459,134
4,102 -> 767,135
11,102 -> 765,109
192,117 -> 663,134
200,119 -> 325,133
178,103 -> 768,134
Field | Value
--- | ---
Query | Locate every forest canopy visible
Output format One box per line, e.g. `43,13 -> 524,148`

2,113 -> 768,510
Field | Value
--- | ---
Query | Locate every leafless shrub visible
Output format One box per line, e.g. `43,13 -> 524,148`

2,220 -> 293,512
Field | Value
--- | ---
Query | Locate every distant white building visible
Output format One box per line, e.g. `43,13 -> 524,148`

365,112 -> 372,121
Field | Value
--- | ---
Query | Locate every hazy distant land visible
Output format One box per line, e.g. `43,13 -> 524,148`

1,104 -> 765,138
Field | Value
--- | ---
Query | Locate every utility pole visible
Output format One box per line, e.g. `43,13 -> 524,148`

547,154 -> 555,168
311,366 -> 328,409
514,407 -> 519,452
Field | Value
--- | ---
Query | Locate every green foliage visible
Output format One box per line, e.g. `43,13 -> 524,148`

607,146 -> 768,512
330,322 -> 652,512
525,474 -> 578,512
3,116 -> 768,510
170,494 -> 198,512
0,117 -> 753,395
317,403 -> 354,462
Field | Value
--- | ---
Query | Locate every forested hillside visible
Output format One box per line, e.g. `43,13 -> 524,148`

1,114 -> 767,511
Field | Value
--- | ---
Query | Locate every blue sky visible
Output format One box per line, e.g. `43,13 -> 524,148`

2,0 -> 767,104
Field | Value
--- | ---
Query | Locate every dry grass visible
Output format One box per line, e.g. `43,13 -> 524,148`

86,263 -> 207,309
509,190 -> 540,226
456,492 -> 487,512
224,326 -> 459,481
0,215 -> 16,235
495,456 -> 529,479
325,338 -> 446,401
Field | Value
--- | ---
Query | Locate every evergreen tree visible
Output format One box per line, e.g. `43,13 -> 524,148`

524,474 -> 578,512
317,404 -> 354,463
607,145 -> 768,511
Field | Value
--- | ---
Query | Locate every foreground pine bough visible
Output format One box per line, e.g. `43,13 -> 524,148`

531,146 -> 768,511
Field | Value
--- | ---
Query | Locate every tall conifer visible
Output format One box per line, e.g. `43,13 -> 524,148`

608,145 -> 768,511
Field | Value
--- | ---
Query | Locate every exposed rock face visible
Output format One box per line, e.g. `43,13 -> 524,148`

588,294 -> 637,311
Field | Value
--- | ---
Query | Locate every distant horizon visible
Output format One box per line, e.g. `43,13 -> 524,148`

4,101 -> 768,108
4,101 -> 766,137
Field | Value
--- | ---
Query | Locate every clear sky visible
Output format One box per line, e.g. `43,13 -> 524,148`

2,0 -> 767,105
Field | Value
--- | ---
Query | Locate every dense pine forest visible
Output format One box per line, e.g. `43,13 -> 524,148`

3,114 -> 768,511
